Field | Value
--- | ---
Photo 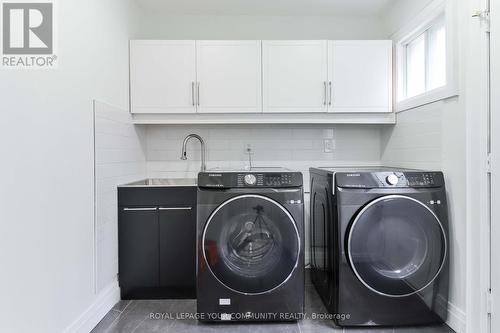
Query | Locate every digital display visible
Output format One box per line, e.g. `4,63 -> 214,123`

406,173 -> 435,186
265,173 -> 293,186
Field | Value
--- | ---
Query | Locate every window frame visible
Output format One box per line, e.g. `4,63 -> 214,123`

393,0 -> 458,112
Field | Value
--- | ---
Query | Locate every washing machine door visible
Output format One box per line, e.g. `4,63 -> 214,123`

347,195 -> 446,297
202,194 -> 300,295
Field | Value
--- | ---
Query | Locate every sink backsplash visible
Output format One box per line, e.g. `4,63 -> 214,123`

144,124 -> 382,186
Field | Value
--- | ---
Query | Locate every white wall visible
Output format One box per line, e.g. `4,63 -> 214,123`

380,0 -> 467,331
381,102 -> 443,170
134,11 -> 387,40
0,1 -> 138,332
94,102 -> 147,293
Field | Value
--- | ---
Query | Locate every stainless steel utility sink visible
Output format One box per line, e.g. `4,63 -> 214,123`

120,178 -> 197,187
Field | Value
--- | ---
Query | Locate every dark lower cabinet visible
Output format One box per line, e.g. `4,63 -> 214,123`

119,208 -> 159,298
118,186 -> 197,299
159,207 -> 196,297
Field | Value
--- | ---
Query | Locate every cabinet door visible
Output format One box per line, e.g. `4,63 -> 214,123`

159,207 -> 196,288
328,40 -> 392,113
118,208 -> 159,297
196,40 -> 262,113
263,40 -> 328,113
130,40 -> 196,114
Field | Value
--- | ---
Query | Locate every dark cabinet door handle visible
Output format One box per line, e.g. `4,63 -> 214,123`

123,207 -> 157,211
159,207 -> 192,211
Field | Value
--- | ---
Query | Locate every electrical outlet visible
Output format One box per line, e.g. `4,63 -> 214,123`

324,139 -> 335,153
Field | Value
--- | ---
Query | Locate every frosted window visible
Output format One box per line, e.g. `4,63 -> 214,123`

403,15 -> 447,100
428,21 -> 447,90
406,33 -> 426,98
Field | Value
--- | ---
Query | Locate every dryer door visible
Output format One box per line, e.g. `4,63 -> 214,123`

202,194 -> 300,295
310,176 -> 331,293
347,195 -> 446,297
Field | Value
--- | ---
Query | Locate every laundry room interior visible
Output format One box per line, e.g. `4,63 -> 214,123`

2,0 -> 496,333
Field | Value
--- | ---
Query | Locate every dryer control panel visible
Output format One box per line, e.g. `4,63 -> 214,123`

198,171 -> 303,188
335,171 -> 444,189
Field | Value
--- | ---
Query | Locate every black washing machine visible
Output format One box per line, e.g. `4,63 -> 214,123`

309,167 -> 449,327
197,168 -> 304,322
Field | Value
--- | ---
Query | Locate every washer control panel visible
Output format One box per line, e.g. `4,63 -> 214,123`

198,171 -> 303,188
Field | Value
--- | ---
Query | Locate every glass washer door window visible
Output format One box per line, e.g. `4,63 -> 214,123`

347,195 -> 446,297
202,194 -> 300,295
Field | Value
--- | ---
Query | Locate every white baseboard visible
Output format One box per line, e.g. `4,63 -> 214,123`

446,300 -> 467,333
63,280 -> 120,333
435,294 -> 466,333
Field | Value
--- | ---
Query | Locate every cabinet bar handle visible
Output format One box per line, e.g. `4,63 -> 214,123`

197,82 -> 200,106
191,82 -> 195,106
123,207 -> 157,211
329,81 -> 332,106
159,207 -> 192,211
323,81 -> 327,105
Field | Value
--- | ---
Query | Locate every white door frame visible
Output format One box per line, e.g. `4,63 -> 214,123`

465,0 -> 492,332
490,0 -> 500,331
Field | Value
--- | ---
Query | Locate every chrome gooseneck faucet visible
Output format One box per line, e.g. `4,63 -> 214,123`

180,134 -> 206,172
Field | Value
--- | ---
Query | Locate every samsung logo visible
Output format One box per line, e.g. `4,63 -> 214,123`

346,173 -> 361,177
208,174 -> 222,177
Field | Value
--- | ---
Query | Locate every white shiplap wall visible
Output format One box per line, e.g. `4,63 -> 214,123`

94,101 -> 147,292
381,99 -> 467,332
381,102 -> 443,170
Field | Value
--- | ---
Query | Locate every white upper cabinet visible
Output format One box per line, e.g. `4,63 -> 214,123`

262,41 -> 328,113
129,39 -> 394,121
130,40 -> 196,114
328,40 -> 392,113
196,40 -> 262,113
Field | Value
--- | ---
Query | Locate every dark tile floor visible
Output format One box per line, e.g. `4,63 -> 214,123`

91,282 -> 455,333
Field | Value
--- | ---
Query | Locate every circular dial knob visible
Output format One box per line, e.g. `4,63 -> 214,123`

386,174 -> 399,186
244,174 -> 257,185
